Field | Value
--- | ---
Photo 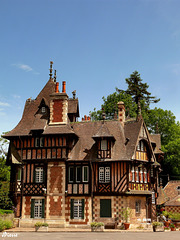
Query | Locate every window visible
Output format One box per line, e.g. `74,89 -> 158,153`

101,140 -> 107,150
68,166 -> 89,183
176,186 -> 180,195
17,168 -> 21,181
140,168 -> 143,183
135,167 -> 139,182
35,167 -> 44,183
131,166 -> 135,182
144,168 -> 147,183
82,166 -> 88,182
100,199 -> 111,217
76,167 -> 81,182
135,201 -> 141,214
152,191 -> 155,204
71,199 -> 84,219
69,166 -> 74,183
42,107 -> 46,113
35,137 -> 44,147
31,199 -> 45,218
99,166 -> 110,183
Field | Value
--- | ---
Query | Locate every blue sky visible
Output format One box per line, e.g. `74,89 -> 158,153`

0,0 -> 180,135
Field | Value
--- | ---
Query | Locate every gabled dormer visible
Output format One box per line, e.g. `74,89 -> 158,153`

92,122 -> 115,159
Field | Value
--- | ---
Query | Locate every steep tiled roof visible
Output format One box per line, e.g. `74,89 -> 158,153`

164,180 -> 180,201
150,134 -> 163,154
4,79 -> 79,138
165,195 -> 180,206
68,120 -> 127,161
124,119 -> 143,160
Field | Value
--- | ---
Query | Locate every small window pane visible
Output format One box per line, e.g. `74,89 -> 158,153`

34,199 -> 42,218
135,201 -> 141,213
83,166 -> 88,182
76,167 -> 81,182
99,167 -> 104,183
17,168 -> 21,181
74,199 -> 82,219
35,167 -> 43,183
69,167 -> 74,182
101,140 -> 107,150
105,167 -> 110,183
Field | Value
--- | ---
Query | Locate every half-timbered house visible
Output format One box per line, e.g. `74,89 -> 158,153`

5,62 -> 163,227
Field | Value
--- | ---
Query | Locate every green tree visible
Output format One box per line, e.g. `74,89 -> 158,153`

121,70 -> 160,106
0,135 -> 12,209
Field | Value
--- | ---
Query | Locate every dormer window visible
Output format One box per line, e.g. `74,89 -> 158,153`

136,140 -> 149,161
42,107 -> 46,113
101,139 -> 107,150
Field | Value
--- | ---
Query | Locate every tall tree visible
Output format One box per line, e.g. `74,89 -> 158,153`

117,70 -> 160,108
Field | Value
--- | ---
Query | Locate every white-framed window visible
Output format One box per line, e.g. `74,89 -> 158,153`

35,167 -> 43,183
73,199 -> 83,219
135,201 -> 141,214
144,168 -> 147,183
99,166 -> 110,183
135,167 -> 139,182
34,199 -> 43,218
99,167 -> 104,183
101,139 -> 107,150
82,166 -> 89,182
152,191 -> 155,204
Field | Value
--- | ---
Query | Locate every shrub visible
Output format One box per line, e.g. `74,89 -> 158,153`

0,209 -> 13,215
152,222 -> 163,227
170,223 -> 175,228
90,222 -> 104,228
34,222 -> 48,227
0,219 -> 13,231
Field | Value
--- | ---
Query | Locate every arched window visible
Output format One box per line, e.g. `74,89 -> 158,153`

140,168 -> 143,183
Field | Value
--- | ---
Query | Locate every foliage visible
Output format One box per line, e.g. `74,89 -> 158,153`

120,207 -> 132,223
90,222 -> 104,228
170,223 -> 175,228
0,209 -> 13,215
152,221 -> 163,227
123,70 -> 160,105
0,219 -> 13,231
0,135 -> 12,210
34,222 -> 48,227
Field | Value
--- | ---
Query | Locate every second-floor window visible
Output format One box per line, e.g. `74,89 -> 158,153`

99,166 -> 110,183
35,167 -> 44,183
130,166 -> 148,184
68,166 -> 89,183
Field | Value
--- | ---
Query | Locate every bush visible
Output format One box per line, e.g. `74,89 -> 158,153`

0,219 -> 13,231
34,222 -> 48,227
0,209 -> 13,215
90,222 -> 104,228
152,222 -> 163,227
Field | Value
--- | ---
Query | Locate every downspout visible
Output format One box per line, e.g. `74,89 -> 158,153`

19,136 -> 24,219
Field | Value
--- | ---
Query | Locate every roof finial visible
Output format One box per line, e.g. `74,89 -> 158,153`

49,61 -> 53,80
54,70 -> 57,82
136,101 -> 142,121
102,108 -> 106,123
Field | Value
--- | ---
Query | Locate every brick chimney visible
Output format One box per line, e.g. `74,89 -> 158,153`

117,101 -> 125,127
50,81 -> 68,125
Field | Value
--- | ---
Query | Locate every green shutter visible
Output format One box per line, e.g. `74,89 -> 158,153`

100,199 -> 111,217
70,199 -> 74,219
81,199 -> 85,219
42,199 -> 45,218
31,199 -> 35,218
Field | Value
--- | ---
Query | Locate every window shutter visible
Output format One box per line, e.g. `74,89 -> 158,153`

42,199 -> 45,218
70,199 -> 74,219
81,199 -> 85,219
31,199 -> 35,218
